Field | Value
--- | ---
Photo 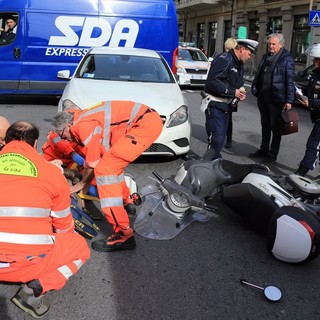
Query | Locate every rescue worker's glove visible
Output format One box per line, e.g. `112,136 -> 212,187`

71,152 -> 85,166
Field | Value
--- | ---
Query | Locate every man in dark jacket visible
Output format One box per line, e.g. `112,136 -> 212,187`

0,16 -> 17,43
295,44 -> 320,176
250,33 -> 295,163
202,39 -> 258,160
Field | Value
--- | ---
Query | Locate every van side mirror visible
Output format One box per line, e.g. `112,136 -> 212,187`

57,70 -> 71,80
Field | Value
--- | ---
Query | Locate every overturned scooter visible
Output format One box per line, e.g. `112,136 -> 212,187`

222,172 -> 320,263
134,159 -> 268,240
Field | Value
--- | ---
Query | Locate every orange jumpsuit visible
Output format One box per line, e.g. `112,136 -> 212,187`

0,141 -> 90,294
42,131 -> 85,168
71,101 -> 163,233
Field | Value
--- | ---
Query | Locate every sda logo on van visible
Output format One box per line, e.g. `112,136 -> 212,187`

47,16 -> 140,56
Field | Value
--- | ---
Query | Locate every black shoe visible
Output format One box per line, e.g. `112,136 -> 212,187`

295,163 -> 309,177
11,283 -> 50,318
249,149 -> 268,158
91,229 -> 136,252
264,154 -> 277,163
124,203 -> 136,216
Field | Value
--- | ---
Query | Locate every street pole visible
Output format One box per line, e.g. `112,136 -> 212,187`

230,0 -> 237,37
308,0 -> 315,66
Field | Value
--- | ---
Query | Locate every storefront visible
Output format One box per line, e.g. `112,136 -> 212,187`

176,0 -> 314,71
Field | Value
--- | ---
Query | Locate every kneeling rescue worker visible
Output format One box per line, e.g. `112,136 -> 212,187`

51,100 -> 163,252
0,121 -> 90,318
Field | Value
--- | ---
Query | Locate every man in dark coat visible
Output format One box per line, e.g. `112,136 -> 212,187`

0,16 -> 17,43
250,33 -> 295,163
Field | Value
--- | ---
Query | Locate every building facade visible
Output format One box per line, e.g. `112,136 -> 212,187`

176,0 -> 320,73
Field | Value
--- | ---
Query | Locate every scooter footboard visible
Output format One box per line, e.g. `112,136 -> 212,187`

221,183 -> 279,234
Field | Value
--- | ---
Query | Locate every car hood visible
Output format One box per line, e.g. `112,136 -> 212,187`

177,60 -> 209,70
62,79 -> 187,114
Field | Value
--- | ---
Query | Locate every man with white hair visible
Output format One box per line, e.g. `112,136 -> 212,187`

250,33 -> 295,163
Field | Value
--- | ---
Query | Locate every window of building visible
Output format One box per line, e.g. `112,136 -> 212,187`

0,12 -> 19,45
266,17 -> 282,35
224,20 -> 232,41
208,22 -> 217,57
291,15 -> 310,64
196,23 -> 205,50
249,19 -> 259,41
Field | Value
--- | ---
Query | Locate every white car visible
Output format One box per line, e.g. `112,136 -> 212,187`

176,46 -> 210,87
57,47 -> 191,156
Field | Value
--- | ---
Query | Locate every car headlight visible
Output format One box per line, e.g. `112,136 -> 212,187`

177,66 -> 186,74
62,99 -> 81,111
167,105 -> 188,128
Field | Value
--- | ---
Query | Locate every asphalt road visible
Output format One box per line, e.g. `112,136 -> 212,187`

0,89 -> 320,320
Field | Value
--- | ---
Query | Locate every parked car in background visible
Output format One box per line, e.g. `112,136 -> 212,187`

176,46 -> 210,87
57,47 -> 191,156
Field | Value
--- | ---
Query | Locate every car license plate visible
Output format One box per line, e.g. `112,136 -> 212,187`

191,74 -> 204,80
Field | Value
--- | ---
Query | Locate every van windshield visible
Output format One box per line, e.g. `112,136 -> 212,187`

77,53 -> 174,83
0,12 -> 18,45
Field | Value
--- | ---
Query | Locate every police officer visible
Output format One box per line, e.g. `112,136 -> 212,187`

202,39 -> 258,160
296,44 -> 320,176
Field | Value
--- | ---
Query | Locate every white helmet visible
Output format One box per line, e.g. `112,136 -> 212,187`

308,43 -> 320,58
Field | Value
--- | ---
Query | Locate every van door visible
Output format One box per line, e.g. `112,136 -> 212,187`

0,12 -> 22,94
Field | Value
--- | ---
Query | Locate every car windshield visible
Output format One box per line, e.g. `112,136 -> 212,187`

76,53 -> 174,83
178,49 -> 208,62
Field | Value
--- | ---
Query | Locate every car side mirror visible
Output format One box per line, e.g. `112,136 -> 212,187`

57,70 -> 71,80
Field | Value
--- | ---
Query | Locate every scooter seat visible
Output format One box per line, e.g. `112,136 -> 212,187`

221,183 -> 279,234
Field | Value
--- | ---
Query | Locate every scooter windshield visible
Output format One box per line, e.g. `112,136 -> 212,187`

134,184 -> 210,240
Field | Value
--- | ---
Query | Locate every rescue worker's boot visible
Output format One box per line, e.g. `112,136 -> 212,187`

11,280 -> 50,318
91,227 -> 136,252
295,163 -> 309,177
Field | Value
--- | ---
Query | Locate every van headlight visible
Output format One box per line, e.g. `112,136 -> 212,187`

62,99 -> 81,111
167,105 -> 188,128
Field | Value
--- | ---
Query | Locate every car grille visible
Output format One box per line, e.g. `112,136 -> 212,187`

143,143 -> 175,155
185,69 -> 207,75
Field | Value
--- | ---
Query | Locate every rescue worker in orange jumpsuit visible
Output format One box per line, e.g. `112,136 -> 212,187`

51,100 -> 163,252
42,108 -> 85,169
0,115 -> 10,150
42,130 -> 85,168
0,121 -> 90,318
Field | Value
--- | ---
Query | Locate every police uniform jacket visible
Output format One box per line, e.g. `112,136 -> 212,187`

204,49 -> 244,112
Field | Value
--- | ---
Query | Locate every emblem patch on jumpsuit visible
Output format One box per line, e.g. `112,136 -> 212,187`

0,153 -> 38,177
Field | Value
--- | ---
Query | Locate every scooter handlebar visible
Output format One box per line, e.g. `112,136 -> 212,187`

152,171 -> 164,182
